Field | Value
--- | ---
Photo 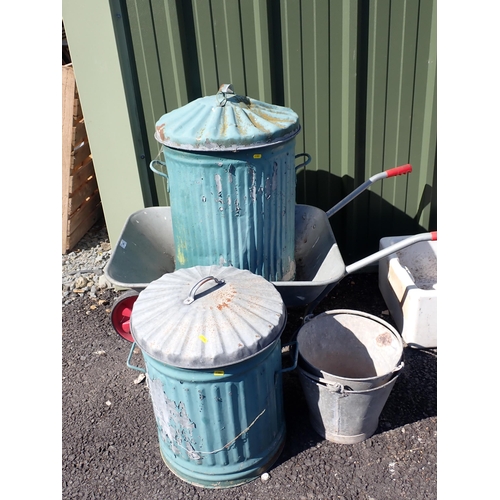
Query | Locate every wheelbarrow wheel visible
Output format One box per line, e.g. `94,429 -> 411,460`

110,290 -> 139,342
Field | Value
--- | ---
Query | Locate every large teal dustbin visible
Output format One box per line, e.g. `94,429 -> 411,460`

128,265 -> 294,488
150,84 -> 305,282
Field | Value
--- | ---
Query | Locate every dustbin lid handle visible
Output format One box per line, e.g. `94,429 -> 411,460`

183,276 -> 226,305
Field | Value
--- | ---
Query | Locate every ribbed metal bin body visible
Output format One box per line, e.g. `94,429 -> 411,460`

142,339 -> 285,488
163,140 -> 297,281
152,85 -> 301,282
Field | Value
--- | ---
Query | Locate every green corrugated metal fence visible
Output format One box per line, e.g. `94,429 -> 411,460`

65,0 -> 436,261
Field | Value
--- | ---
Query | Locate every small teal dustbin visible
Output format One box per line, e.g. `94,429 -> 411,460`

150,84 -> 307,282
127,265 -> 295,488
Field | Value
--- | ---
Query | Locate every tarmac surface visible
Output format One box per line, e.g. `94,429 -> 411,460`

62,267 -> 437,499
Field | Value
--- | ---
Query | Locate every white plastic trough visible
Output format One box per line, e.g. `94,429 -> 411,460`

378,236 -> 437,349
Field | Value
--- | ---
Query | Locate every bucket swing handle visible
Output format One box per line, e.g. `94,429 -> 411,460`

295,153 -> 311,173
149,160 -> 170,192
301,370 -> 347,394
392,361 -> 405,374
126,342 -> 146,373
327,382 -> 348,394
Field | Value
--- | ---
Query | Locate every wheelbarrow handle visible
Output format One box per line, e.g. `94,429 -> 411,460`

385,164 -> 412,177
325,164 -> 413,218
345,231 -> 437,275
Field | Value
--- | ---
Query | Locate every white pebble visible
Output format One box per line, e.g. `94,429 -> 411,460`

74,276 -> 88,289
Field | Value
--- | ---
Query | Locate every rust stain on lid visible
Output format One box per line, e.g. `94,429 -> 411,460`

376,332 -> 393,347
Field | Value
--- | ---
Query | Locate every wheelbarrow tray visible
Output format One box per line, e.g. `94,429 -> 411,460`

104,206 -> 346,308
104,207 -> 176,290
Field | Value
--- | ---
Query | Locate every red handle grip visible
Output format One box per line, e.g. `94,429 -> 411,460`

385,164 -> 412,177
430,231 -> 437,241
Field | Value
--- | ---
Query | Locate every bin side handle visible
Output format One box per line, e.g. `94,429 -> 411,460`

149,160 -> 170,192
295,153 -> 311,173
281,340 -> 298,373
127,342 -> 146,373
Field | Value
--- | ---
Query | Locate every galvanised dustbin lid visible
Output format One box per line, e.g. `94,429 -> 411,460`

130,265 -> 286,369
154,84 -> 300,151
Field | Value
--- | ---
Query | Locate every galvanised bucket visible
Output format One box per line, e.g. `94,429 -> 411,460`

127,265 -> 295,488
297,310 -> 404,391
297,367 -> 400,444
151,84 -> 305,282
296,310 -> 404,444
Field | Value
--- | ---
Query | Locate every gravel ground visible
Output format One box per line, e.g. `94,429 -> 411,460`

62,218 -> 437,499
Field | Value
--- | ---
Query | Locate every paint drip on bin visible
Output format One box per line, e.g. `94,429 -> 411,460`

151,84 -> 302,282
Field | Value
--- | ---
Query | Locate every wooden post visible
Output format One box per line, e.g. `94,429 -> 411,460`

62,64 -> 103,253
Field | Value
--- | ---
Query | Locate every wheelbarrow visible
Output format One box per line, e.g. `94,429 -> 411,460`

105,164 -> 437,340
